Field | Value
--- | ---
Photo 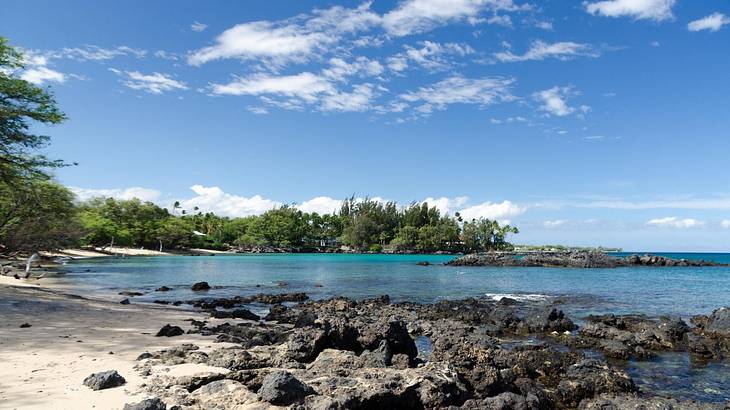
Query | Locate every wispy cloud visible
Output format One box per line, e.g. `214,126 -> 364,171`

494,40 -> 598,63
688,13 -> 730,32
398,75 -> 515,115
533,86 -> 589,117
69,187 -> 162,202
382,0 -> 528,36
191,21 -> 208,32
211,72 -> 378,112
584,0 -> 676,21
109,69 -> 188,94
646,217 -> 704,229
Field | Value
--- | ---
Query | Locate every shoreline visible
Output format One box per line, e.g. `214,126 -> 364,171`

0,280 -> 228,410
1,275 -> 729,408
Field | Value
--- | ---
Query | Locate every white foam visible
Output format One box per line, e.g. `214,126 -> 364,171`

485,293 -> 550,302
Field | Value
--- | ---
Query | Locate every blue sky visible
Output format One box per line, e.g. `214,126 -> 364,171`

3,0 -> 730,250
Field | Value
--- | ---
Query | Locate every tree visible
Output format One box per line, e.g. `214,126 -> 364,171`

0,37 -> 69,185
0,179 -> 81,253
461,218 -> 519,253
0,37 -> 81,253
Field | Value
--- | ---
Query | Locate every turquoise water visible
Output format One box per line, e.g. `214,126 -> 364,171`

56,252 -> 730,402
58,253 -> 730,318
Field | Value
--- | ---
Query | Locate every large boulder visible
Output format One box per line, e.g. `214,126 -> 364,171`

191,281 -> 211,291
257,371 -> 315,405
155,324 -> 184,337
357,318 -> 418,358
706,307 -> 730,334
83,370 -> 126,390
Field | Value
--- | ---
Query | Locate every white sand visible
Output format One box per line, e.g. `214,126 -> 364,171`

0,282 -> 224,409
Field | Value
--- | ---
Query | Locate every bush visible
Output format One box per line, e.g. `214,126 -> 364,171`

368,243 -> 383,253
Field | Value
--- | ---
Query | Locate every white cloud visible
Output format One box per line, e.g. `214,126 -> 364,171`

382,0 -> 526,36
247,106 -> 269,115
320,83 -> 377,112
646,217 -> 704,229
688,13 -> 730,32
721,220 -> 730,229
21,66 -> 65,85
179,185 -> 282,217
188,21 -> 331,66
396,41 -> 474,71
533,86 -> 587,117
584,0 -> 676,21
212,72 -> 377,112
494,40 -> 597,62
322,57 -> 384,81
187,4 -> 378,67
458,200 -> 526,221
70,187 -> 162,202
535,21 -> 553,30
110,69 -> 188,94
59,45 -> 147,61
421,196 -> 469,215
212,72 -> 332,101
399,75 -> 514,114
543,220 -> 566,229
297,197 -> 343,214
191,21 -> 208,32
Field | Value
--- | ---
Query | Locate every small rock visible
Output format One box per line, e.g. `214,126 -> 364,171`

119,291 -> 144,296
191,282 -> 211,291
83,370 -> 126,390
19,323 -> 32,328
123,397 -> 166,410
257,371 -> 314,405
120,298 -> 131,305
416,261 -> 431,266
156,324 -> 184,337
156,286 -> 172,292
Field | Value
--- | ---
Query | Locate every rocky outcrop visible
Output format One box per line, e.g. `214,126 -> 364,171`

83,370 -> 126,390
686,307 -> 730,359
447,251 -> 725,268
134,295 -> 660,409
570,314 -> 689,360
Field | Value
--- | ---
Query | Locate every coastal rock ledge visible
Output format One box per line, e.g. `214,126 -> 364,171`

446,250 -> 725,268
129,293 -> 730,409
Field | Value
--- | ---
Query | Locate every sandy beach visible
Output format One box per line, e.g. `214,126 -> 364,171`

0,277 -> 227,410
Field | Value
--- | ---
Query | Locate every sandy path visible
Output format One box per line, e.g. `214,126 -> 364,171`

0,281 -> 220,409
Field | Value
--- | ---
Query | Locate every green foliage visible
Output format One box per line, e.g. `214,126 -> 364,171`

0,37 -> 70,185
0,38 -> 81,253
0,179 -> 81,252
461,218 -> 519,253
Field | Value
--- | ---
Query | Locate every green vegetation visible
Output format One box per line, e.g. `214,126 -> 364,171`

0,37 -> 519,255
0,37 -> 80,254
75,197 -> 519,254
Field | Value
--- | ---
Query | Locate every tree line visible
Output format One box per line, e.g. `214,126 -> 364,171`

73,197 -> 519,253
0,37 -> 518,255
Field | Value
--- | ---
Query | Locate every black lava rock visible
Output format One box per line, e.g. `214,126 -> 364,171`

83,370 -> 126,390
